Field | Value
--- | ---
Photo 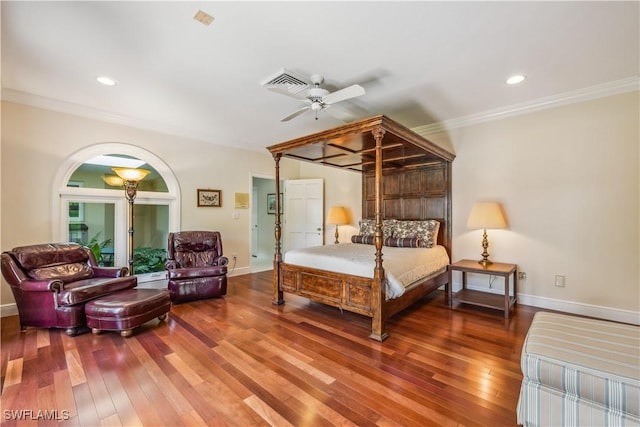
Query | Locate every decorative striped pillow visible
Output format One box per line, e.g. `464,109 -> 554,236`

383,237 -> 422,248
351,235 -> 375,244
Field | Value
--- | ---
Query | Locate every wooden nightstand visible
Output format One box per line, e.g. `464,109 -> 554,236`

448,259 -> 518,318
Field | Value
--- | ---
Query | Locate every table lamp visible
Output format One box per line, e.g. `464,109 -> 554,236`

467,201 -> 507,266
327,206 -> 349,244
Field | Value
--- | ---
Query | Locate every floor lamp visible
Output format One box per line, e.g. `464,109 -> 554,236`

110,167 -> 150,275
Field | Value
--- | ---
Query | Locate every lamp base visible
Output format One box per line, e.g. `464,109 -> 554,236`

478,229 -> 492,267
478,258 -> 493,267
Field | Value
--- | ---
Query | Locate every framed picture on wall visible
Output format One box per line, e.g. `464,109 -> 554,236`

267,193 -> 283,215
197,189 -> 222,207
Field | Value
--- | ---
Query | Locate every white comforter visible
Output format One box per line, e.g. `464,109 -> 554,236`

283,243 -> 450,299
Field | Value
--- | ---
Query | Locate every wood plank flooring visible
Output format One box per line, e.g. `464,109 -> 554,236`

1,270 -> 542,426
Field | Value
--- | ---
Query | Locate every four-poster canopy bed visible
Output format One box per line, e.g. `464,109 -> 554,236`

267,115 -> 456,341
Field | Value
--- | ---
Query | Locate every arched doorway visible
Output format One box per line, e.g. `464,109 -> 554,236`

53,143 -> 180,282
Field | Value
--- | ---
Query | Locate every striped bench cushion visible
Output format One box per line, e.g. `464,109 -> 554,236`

517,312 -> 640,426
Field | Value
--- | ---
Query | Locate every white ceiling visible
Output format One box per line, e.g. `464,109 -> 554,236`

2,1 -> 638,152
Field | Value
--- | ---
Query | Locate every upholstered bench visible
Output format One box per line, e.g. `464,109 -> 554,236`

517,312 -> 640,426
85,289 -> 171,337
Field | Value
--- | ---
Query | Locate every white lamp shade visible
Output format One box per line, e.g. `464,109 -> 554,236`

327,206 -> 349,225
112,167 -> 150,182
467,202 -> 507,230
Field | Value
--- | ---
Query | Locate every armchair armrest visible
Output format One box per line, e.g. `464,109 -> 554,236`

93,266 -> 129,278
216,256 -> 229,266
167,265 -> 227,280
19,278 -> 64,292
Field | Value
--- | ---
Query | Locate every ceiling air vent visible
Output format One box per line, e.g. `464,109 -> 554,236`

260,68 -> 310,95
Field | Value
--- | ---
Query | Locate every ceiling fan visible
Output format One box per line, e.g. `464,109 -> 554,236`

269,74 -> 365,122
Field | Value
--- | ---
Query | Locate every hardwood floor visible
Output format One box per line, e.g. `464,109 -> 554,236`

1,270 -> 542,426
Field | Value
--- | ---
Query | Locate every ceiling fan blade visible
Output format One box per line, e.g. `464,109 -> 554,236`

323,84 -> 365,104
281,106 -> 310,122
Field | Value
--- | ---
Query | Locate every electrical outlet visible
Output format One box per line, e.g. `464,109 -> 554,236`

554,275 -> 566,287
518,272 -> 527,280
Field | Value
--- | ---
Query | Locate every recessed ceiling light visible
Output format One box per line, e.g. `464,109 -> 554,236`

506,74 -> 526,85
96,76 -> 117,86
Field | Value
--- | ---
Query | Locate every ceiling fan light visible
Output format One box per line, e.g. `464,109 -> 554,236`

308,87 -> 326,97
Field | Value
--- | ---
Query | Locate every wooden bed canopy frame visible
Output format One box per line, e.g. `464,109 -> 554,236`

267,115 -> 456,341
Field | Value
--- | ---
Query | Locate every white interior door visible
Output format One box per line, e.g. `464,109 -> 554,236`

284,179 -> 324,251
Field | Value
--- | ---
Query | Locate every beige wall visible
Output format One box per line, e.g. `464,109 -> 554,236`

427,91 -> 639,320
2,91 -> 638,323
0,101 -> 300,306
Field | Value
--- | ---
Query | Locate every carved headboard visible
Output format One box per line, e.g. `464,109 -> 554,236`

362,162 -> 452,257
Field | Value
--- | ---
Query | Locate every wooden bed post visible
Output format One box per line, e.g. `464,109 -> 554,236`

272,152 -> 284,305
370,126 -> 388,341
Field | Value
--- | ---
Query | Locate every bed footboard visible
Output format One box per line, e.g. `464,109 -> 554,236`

280,262 -> 374,317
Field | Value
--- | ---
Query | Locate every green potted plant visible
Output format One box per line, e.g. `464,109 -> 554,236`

133,247 -> 167,274
81,233 -> 112,266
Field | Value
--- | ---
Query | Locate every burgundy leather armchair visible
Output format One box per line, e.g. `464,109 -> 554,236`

165,231 -> 228,303
1,243 -> 137,336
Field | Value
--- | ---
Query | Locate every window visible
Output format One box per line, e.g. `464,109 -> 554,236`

55,144 -> 180,282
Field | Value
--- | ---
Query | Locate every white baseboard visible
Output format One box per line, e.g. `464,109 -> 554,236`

228,266 -> 252,277
517,293 -> 640,325
455,281 -> 640,325
1,303 -> 18,318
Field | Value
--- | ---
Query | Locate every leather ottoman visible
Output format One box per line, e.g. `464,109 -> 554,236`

85,289 -> 171,337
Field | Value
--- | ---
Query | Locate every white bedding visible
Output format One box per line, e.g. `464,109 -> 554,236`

283,243 -> 450,299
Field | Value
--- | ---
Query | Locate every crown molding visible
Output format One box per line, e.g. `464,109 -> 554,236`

3,77 -> 638,144
0,88 -> 218,143
2,88 -> 130,124
412,76 -> 639,137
